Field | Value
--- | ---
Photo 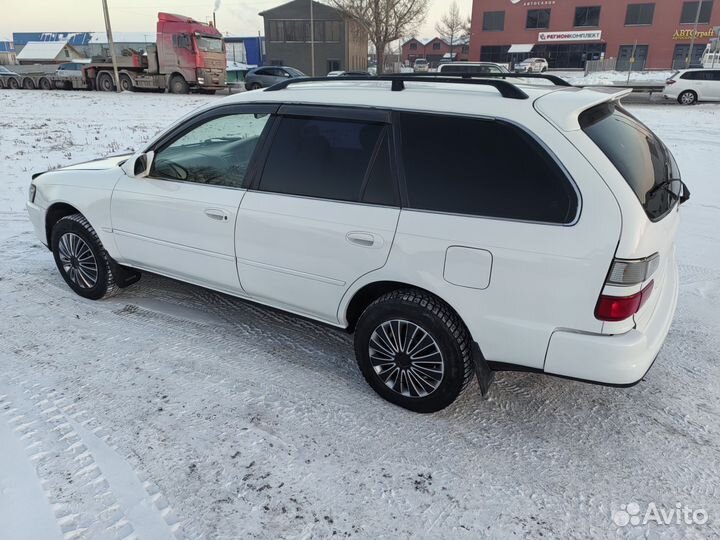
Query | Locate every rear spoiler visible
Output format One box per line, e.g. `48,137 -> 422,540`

534,87 -> 632,132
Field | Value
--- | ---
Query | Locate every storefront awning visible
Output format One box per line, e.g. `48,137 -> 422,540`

508,44 -> 535,54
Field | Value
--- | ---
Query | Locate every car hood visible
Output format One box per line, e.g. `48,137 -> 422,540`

60,154 -> 132,171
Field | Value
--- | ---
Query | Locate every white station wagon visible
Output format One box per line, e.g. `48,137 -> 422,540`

27,74 -> 689,412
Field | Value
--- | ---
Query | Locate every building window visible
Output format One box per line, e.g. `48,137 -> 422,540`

680,1 -> 713,23
625,4 -> 655,25
574,6 -> 601,27
410,42 -> 417,50
526,9 -> 551,29
324,20 -> 341,42
268,21 -> 284,42
480,45 -> 511,63
462,45 -> 470,53
482,11 -> 505,32
432,42 -> 441,50
327,59 -> 341,72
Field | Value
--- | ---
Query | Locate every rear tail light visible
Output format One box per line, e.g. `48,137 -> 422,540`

596,281 -> 655,322
666,79 -> 677,85
595,254 -> 660,322
607,254 -> 659,286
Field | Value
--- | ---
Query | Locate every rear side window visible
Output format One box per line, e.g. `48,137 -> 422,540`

259,116 -> 393,203
580,103 -> 681,221
398,113 -> 578,224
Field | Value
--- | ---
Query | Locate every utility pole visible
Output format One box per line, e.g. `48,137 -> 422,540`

310,0 -> 316,76
686,0 -> 704,68
100,0 -> 121,92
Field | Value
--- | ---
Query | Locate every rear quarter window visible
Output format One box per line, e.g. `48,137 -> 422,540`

579,103 -> 681,221
398,113 -> 578,224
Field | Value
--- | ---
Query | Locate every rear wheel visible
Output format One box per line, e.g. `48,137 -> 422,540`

169,75 -> 189,94
39,77 -> 52,90
22,78 -> 35,89
119,73 -> 133,92
8,77 -> 19,89
678,90 -> 697,105
247,82 -> 262,91
97,72 -> 115,92
354,289 -> 474,413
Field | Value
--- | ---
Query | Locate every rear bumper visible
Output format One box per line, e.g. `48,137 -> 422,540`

543,260 -> 679,386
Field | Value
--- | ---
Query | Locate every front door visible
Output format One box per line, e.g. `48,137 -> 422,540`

111,106 -> 274,293
235,107 -> 400,323
617,45 -> 648,71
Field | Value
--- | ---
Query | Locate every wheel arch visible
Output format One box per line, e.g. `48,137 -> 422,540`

343,280 -> 468,335
22,77 -> 35,88
45,202 -> 83,247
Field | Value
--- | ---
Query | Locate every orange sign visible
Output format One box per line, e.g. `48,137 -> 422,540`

672,28 -> 717,40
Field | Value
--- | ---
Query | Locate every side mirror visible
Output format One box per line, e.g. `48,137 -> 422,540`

132,151 -> 154,178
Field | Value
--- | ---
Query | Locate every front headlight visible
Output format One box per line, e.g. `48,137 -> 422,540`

28,183 -> 37,203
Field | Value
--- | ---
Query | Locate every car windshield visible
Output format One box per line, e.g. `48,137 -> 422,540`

580,102 -> 682,221
285,67 -> 305,77
415,60 -> 428,65
195,35 -> 224,53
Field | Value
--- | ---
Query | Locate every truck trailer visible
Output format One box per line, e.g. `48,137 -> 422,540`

3,13 -> 226,93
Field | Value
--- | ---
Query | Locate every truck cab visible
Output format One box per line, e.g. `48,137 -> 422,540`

156,12 -> 226,92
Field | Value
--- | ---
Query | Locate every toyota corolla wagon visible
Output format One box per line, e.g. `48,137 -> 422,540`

27,74 -> 689,413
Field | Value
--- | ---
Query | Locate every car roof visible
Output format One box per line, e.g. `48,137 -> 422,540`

220,79 -> 631,132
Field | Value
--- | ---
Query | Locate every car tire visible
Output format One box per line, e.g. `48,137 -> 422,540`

247,82 -> 262,90
51,213 -> 122,300
119,73 -> 134,92
678,90 -> 697,105
8,77 -> 19,89
39,77 -> 52,90
169,75 -> 189,94
22,78 -> 35,89
354,289 -> 474,413
97,72 -> 115,92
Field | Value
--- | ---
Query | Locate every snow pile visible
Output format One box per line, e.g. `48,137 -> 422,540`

566,70 -> 676,86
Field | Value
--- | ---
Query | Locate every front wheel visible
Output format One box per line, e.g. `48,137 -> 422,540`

354,289 -> 474,413
678,90 -> 697,105
169,75 -> 189,94
97,72 -> 115,92
51,214 -> 121,300
8,77 -> 20,89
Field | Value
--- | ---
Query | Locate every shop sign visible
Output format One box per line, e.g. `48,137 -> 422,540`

538,30 -> 602,42
672,28 -> 717,40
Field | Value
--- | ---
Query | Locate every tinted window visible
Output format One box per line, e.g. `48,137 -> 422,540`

153,113 -> 270,187
580,103 -> 682,221
574,6 -> 601,26
483,11 -> 505,31
362,134 -> 397,206
708,70 -> 720,81
625,3 -> 655,24
259,117 -> 385,202
441,64 -> 502,74
681,70 -> 706,80
399,113 -> 577,224
680,1 -> 713,23
526,9 -> 551,29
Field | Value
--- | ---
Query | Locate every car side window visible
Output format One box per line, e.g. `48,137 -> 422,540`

399,113 -> 578,224
255,69 -> 269,76
258,116 -> 388,203
152,113 -> 270,188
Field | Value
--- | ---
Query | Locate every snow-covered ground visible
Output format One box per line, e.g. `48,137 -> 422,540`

562,70 -> 676,86
1,89 -> 719,540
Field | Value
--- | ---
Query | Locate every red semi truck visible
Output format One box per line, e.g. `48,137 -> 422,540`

9,13 -> 226,93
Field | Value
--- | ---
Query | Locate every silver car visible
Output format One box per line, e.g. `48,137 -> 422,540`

244,66 -> 306,90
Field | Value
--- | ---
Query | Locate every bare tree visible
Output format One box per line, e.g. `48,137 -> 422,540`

435,1 -> 465,59
327,0 -> 429,73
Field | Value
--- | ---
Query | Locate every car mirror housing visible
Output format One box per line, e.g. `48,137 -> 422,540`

132,151 -> 154,178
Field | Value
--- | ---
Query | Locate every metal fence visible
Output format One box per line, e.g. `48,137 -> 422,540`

584,58 -> 617,74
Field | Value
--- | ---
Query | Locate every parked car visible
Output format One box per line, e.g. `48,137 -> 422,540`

413,59 -> 429,73
0,65 -> 21,89
515,58 -> 549,73
244,66 -> 306,90
663,69 -> 720,104
437,62 -> 509,75
27,76 -> 688,413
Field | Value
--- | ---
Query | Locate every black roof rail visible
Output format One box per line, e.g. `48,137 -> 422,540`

392,71 -> 573,87
264,75 -> 530,100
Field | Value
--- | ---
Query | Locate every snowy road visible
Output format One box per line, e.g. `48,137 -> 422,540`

1,90 -> 719,540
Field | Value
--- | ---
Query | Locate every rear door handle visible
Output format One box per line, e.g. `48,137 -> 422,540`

346,232 -> 382,248
205,209 -> 229,221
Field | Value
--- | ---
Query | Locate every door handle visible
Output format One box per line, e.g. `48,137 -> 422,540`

205,209 -> 229,221
346,232 -> 382,248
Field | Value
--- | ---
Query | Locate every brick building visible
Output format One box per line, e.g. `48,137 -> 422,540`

469,0 -> 720,69
402,37 -> 471,66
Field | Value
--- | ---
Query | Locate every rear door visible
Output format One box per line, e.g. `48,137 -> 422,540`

706,70 -> 720,100
235,106 -> 400,323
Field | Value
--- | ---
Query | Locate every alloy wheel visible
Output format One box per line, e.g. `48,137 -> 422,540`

368,319 -> 445,398
57,232 -> 98,289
